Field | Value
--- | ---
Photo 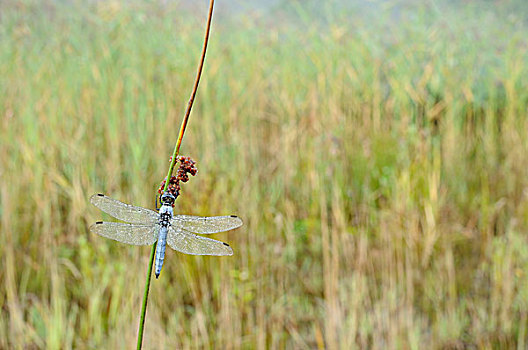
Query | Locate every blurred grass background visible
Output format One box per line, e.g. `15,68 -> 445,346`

1,0 -> 528,348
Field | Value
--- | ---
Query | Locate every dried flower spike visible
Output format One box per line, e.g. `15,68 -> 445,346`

158,156 -> 198,204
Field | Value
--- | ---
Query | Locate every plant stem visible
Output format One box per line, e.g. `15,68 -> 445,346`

136,1 -> 216,349
163,0 -> 216,193
136,241 -> 156,350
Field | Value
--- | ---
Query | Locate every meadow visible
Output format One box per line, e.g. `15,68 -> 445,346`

1,0 -> 528,348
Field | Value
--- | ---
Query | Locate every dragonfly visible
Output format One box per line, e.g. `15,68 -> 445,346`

89,192 -> 243,278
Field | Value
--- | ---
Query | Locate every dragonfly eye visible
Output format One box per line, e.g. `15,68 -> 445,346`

161,192 -> 175,205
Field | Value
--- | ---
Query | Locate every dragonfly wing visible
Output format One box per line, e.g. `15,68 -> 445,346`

90,194 -> 158,224
90,222 -> 158,245
166,226 -> 233,256
171,215 -> 243,234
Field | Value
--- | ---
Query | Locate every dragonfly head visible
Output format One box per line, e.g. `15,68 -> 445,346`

160,192 -> 176,206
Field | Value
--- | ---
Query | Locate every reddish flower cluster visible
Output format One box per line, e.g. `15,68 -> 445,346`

158,156 -> 198,205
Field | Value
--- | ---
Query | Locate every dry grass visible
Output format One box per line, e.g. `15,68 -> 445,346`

1,1 -> 528,348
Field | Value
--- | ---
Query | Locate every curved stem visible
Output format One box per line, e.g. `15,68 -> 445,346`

136,1 -> 216,349
163,0 -> 216,193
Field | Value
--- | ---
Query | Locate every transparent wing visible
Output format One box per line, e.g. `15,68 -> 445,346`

90,194 -> 158,224
166,226 -> 233,256
90,222 -> 158,245
171,215 -> 243,234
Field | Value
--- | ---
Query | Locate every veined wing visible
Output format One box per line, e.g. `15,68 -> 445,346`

171,215 -> 243,234
90,222 -> 158,245
90,194 -> 158,224
166,226 -> 233,256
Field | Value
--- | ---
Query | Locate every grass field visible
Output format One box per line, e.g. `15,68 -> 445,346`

1,0 -> 528,348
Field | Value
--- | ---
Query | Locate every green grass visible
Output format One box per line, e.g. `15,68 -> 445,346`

1,0 -> 528,348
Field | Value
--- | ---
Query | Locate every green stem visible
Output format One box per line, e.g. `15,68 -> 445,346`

137,242 -> 157,350
136,1 -> 215,349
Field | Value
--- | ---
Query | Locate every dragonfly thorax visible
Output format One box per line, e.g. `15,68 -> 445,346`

159,204 -> 173,226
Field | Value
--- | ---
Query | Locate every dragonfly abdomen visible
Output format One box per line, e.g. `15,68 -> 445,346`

155,226 -> 168,278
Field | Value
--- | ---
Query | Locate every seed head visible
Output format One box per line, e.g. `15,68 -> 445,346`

158,156 -> 198,206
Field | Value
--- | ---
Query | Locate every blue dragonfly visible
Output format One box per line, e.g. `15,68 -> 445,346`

89,192 -> 242,278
